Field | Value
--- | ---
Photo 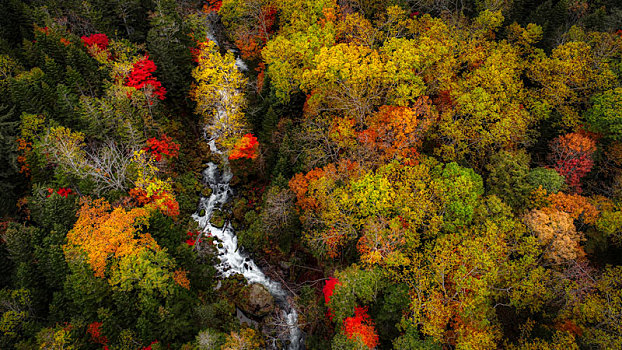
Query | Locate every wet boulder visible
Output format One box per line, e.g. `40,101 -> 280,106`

239,283 -> 275,318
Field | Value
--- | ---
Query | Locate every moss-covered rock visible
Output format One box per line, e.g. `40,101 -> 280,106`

211,209 -> 225,228
201,186 -> 213,197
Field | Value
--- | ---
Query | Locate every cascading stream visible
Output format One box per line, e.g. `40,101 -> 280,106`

192,16 -> 303,348
192,153 -> 303,350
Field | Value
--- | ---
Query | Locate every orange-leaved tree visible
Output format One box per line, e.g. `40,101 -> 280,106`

65,198 -> 187,292
357,99 -> 432,165
66,198 -> 153,278
524,209 -> 585,264
229,133 -> 259,160
544,192 -> 599,226
288,160 -> 363,258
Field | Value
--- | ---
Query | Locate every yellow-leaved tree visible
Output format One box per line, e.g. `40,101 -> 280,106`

191,40 -> 248,152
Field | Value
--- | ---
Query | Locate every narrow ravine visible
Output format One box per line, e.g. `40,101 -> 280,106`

192,154 -> 304,349
191,14 -> 303,347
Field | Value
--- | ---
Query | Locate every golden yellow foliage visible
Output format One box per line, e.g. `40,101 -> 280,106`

222,328 -> 265,350
191,41 -> 248,151
130,150 -> 179,217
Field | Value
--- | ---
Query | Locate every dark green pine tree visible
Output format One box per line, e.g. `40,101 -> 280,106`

147,0 -> 193,101
8,67 -> 56,116
0,105 -> 22,216
0,0 -> 33,49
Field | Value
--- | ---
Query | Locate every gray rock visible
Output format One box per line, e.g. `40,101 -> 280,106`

240,283 -> 275,318
236,307 -> 259,328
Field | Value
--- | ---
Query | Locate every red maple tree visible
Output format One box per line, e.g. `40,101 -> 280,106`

189,40 -> 207,63
47,187 -> 73,198
37,27 -> 50,35
185,230 -> 207,246
549,131 -> 596,193
323,277 -> 341,321
143,134 -> 180,162
125,56 -> 167,101
81,34 -> 109,51
143,340 -> 159,350
323,277 -> 340,304
129,188 -> 180,217
87,321 -> 108,345
203,0 -> 222,12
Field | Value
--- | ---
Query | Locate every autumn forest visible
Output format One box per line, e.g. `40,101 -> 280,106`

1,0 -> 622,349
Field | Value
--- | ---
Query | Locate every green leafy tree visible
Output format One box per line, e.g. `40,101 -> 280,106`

567,266 -> 622,348
586,87 -> 622,140
433,162 -> 484,231
0,288 -> 34,348
486,150 -> 532,209
526,167 -> 566,194
147,0 -> 193,99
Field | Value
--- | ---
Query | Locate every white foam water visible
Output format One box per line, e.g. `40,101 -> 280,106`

192,160 -> 303,349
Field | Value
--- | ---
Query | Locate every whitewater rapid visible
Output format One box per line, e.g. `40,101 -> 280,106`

192,157 -> 303,349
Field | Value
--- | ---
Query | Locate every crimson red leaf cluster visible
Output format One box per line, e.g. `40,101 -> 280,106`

343,306 -> 379,349
125,56 -> 167,100
47,187 -> 73,198
81,33 -> 109,51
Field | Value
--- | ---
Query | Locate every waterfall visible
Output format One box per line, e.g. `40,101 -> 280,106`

192,160 -> 303,349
